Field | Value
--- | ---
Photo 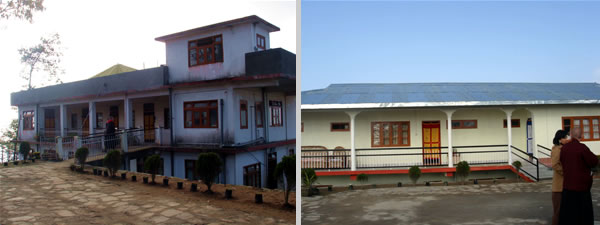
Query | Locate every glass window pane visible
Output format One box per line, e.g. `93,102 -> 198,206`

185,111 -> 192,127
392,124 -> 399,145
199,49 -> 205,64
185,103 -> 193,108
452,121 -> 461,128
210,109 -> 218,127
215,36 -> 222,42
241,110 -> 247,127
189,42 -> 196,48
373,123 -> 380,145
464,121 -> 476,128
189,50 -> 197,66
215,44 -> 223,62
202,112 -> 208,126
383,123 -> 390,145
194,102 -> 208,108
194,112 -> 200,126
210,101 -> 218,107
207,47 -> 213,62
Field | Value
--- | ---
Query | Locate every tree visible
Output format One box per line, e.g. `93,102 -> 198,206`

143,155 -> 161,184
409,166 -> 421,185
456,161 -> 471,185
195,152 -> 222,194
0,118 -> 18,151
103,150 -> 121,178
19,141 -> 30,162
275,154 -> 295,208
75,147 -> 89,171
18,33 -> 63,90
0,0 -> 45,23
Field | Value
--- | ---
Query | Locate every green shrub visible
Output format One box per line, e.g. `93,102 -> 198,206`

301,168 -> 318,196
357,173 -> 368,184
75,147 -> 89,171
456,161 -> 471,185
275,154 -> 295,207
103,150 -> 121,178
196,152 -> 222,193
19,142 -> 31,162
33,152 -> 40,159
143,155 -> 161,184
409,166 -> 421,184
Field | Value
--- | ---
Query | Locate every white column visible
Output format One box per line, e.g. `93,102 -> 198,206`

124,97 -> 132,129
345,111 -> 361,171
443,109 -> 456,167
88,101 -> 96,135
60,104 -> 66,137
503,108 -> 515,164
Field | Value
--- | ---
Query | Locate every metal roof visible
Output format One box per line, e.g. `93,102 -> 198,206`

301,83 -> 600,109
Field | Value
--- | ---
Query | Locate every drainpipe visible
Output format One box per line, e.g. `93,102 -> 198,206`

262,88 -> 268,143
170,150 -> 174,177
220,99 -> 224,146
35,104 -> 39,153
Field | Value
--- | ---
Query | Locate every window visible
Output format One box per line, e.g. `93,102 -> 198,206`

255,102 -> 263,128
244,163 -> 261,188
164,108 -> 170,129
96,113 -> 103,128
563,116 -> 600,141
372,121 -> 410,147
188,35 -> 223,67
503,119 -> 520,128
71,114 -> 77,129
288,149 -> 295,155
446,120 -> 477,129
240,100 -> 248,129
256,34 -> 266,50
331,122 -> 350,132
269,101 -> 283,127
184,100 -> 219,128
185,160 -> 196,180
23,111 -> 34,130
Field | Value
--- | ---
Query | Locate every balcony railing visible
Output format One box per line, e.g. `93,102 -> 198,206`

301,145 -> 509,170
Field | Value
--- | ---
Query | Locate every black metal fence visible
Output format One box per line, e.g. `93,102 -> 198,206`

511,145 -> 539,181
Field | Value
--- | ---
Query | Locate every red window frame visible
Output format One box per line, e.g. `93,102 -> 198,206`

184,100 -> 219,128
188,35 -> 223,67
269,101 -> 283,127
23,111 -> 34,130
503,119 -> 520,128
371,121 -> 410,147
446,120 -> 478,129
240,100 -> 248,129
562,116 -> 600,141
330,122 -> 350,132
243,163 -> 261,188
255,101 -> 263,128
256,34 -> 266,50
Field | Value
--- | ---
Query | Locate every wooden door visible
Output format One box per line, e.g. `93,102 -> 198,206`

143,103 -> 155,143
110,106 -> 119,128
82,108 -> 89,135
422,121 -> 441,166
267,152 -> 277,189
44,109 -> 55,137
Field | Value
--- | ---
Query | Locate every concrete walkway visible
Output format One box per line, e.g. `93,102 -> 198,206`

0,161 -> 293,225
302,180 -> 600,225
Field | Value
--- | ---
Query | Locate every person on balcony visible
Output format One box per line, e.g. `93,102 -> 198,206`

105,116 -> 116,151
551,129 -> 569,225
559,128 -> 598,225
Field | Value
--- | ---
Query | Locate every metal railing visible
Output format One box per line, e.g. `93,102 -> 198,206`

301,145 -> 510,170
511,145 -> 539,181
537,144 -> 552,158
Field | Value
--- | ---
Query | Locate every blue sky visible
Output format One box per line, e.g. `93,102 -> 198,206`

301,1 -> 600,91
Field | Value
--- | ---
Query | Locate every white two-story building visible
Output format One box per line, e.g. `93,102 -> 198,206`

11,15 -> 296,189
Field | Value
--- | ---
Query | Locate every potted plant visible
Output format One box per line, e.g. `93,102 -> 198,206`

456,161 -> 471,185
301,168 -> 318,196
143,154 -> 161,184
357,173 -> 368,186
512,161 -> 522,182
409,166 -> 421,185
103,150 -> 121,178
195,152 -> 222,194
75,147 -> 89,172
19,142 -> 30,164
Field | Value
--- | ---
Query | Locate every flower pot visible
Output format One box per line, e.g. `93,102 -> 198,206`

225,189 -> 233,199
13,161 -> 18,165
163,178 -> 169,186
31,159 -> 35,163
131,175 -> 137,182
93,168 -> 97,175
190,183 -> 197,192
473,179 -> 478,185
397,182 -> 402,187
426,182 -> 430,186
3,162 -> 7,167
177,182 -> 183,189
143,177 -> 148,184
444,181 -> 449,186
348,184 -> 353,190
121,173 -> 126,180
255,194 -> 263,204
103,171 -> 108,177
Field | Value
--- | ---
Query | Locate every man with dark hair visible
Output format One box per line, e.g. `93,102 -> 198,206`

559,128 -> 598,225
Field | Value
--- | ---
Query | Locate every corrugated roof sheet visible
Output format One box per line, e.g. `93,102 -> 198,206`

301,83 -> 600,109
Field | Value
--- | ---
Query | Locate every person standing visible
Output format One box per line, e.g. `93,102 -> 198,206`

105,117 -> 116,151
551,130 -> 569,225
559,128 -> 598,225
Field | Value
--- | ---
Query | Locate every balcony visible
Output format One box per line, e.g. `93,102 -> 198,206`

245,48 -> 296,77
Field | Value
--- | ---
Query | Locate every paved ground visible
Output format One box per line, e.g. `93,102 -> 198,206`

302,180 -> 600,225
0,161 -> 294,225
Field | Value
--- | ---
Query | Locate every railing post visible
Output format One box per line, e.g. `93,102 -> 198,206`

536,158 -> 539,182
121,130 -> 128,153
101,135 -> 105,150
56,136 -> 63,160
